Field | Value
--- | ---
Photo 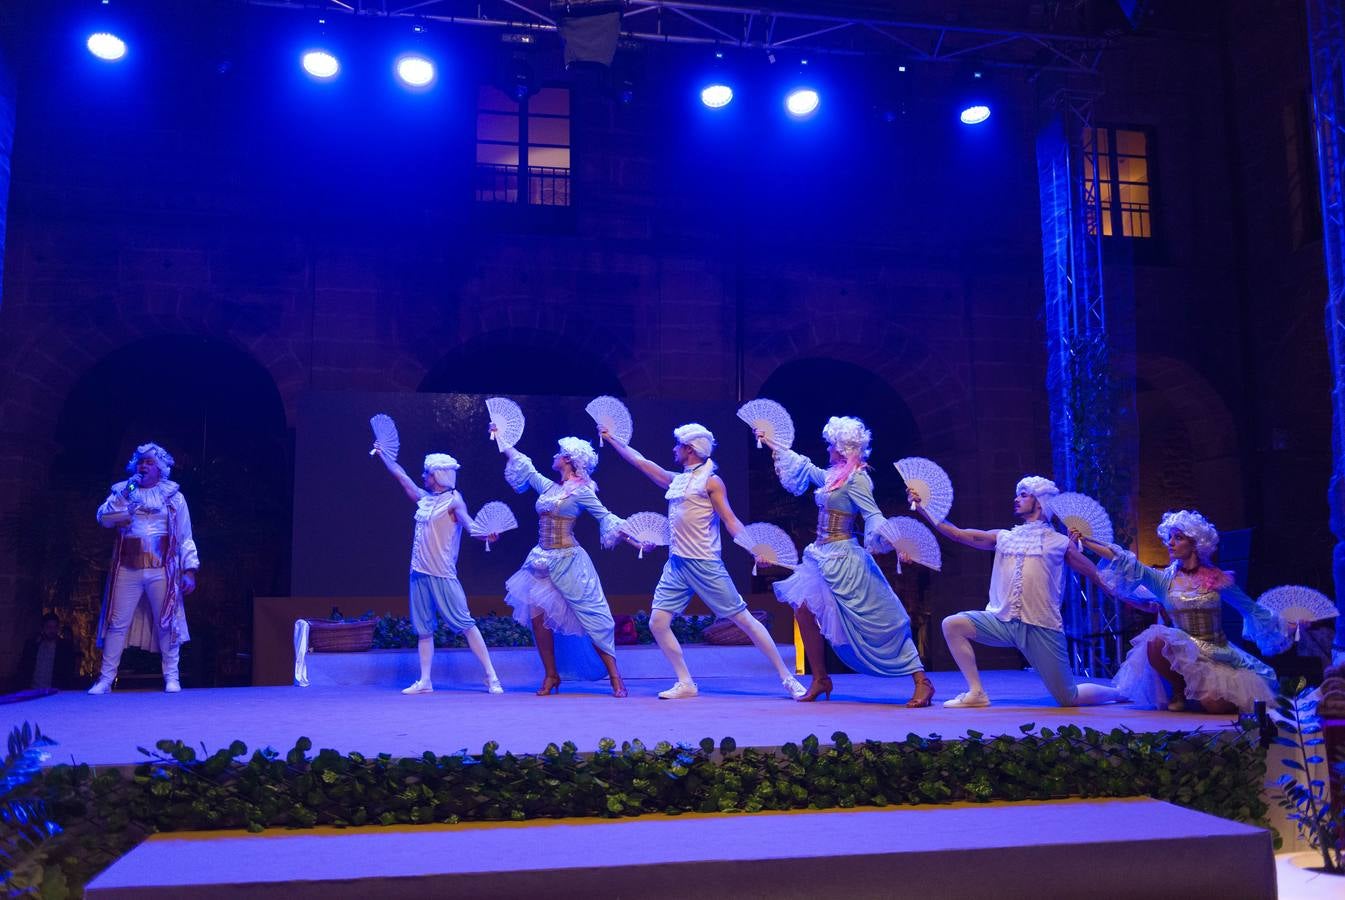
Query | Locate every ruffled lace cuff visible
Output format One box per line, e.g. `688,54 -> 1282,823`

861,515 -> 886,553
180,539 -> 200,571
504,454 -> 537,493
1098,545 -> 1146,596
773,448 -> 816,497
1240,596 -> 1295,657
597,514 -> 627,550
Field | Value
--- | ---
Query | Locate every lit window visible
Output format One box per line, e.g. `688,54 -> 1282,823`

1084,126 -> 1153,239
476,86 -> 571,207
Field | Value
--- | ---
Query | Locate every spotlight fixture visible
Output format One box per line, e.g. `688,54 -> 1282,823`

700,83 -> 733,109
86,32 -> 127,62
959,104 -> 991,125
395,54 -> 436,88
302,49 -> 340,80
785,87 -> 819,118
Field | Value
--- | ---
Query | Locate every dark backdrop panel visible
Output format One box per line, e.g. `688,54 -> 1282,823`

292,392 -> 750,599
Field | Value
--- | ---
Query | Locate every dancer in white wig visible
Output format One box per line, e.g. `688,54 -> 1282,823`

602,422 -> 806,700
495,429 -> 643,697
912,475 -> 1123,708
1077,510 -> 1293,713
372,444 -> 502,695
765,416 -> 934,705
90,442 -> 198,694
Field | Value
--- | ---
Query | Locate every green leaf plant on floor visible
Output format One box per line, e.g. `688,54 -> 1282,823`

1272,680 -> 1345,874
6,721 -> 1270,897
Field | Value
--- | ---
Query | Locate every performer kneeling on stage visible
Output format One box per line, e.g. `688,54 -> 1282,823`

372,445 -> 502,695
602,423 -> 806,700
912,475 -> 1122,708
90,442 -> 198,695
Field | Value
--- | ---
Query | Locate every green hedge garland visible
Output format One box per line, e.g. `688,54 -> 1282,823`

8,721 -> 1269,896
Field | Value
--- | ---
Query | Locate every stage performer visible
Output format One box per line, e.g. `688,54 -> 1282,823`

89,442 -> 198,694
1077,510 -> 1292,713
602,422 -> 806,700
761,417 -> 935,706
495,429 -> 643,697
372,444 -> 502,695
911,475 -> 1123,708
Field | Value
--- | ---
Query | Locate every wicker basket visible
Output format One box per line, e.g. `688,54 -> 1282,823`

306,618 -> 376,652
702,609 -> 771,646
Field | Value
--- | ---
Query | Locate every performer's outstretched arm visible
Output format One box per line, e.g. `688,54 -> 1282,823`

599,427 -> 676,489
907,487 -> 998,550
373,445 -> 426,502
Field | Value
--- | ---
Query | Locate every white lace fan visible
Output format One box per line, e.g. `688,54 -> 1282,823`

485,397 -> 525,450
1051,491 -> 1114,548
1259,585 -> 1338,640
620,511 -> 670,559
733,522 -> 800,576
874,516 -> 942,575
894,457 -> 954,524
470,501 -> 519,553
585,395 -> 632,448
736,399 -> 795,450
369,413 -> 400,462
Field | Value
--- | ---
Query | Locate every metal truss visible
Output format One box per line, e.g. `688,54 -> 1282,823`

1037,85 -> 1126,678
240,0 -> 1110,72
1306,0 -> 1345,652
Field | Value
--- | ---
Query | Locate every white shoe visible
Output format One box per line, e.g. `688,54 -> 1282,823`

943,690 -> 991,708
401,680 -> 434,695
164,680 -> 181,693
486,676 -> 504,695
782,676 -> 807,700
658,680 -> 699,700
87,679 -> 114,696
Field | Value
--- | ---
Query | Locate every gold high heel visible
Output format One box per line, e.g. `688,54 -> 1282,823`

906,672 -> 935,708
797,675 -> 832,702
610,677 -> 628,698
536,675 -> 561,696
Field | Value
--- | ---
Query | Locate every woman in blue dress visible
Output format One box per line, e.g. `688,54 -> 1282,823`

1077,509 -> 1292,713
762,416 -> 934,706
496,431 -> 640,697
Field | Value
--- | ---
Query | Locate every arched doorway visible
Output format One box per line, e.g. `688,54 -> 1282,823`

420,329 -> 625,396
34,336 -> 290,686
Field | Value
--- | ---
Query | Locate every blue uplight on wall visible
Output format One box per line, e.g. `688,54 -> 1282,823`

86,32 -> 127,62
785,88 -> 820,119
301,50 -> 340,80
395,54 -> 436,89
700,83 -> 733,109
959,104 -> 992,125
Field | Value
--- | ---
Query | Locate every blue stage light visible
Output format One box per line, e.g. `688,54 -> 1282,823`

395,54 -> 436,89
302,50 -> 340,80
785,88 -> 819,118
960,104 -> 991,125
86,32 -> 127,62
700,83 -> 733,109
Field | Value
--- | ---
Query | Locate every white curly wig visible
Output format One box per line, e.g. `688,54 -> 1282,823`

1156,509 -> 1219,562
556,437 -> 599,477
126,443 -> 176,478
423,453 -> 461,477
822,416 -> 872,459
673,423 -> 716,459
1016,475 -> 1060,519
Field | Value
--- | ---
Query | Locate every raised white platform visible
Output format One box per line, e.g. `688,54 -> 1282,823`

84,798 -> 1276,899
302,644 -> 797,687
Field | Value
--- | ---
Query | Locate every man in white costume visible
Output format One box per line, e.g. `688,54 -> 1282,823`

912,475 -> 1123,708
603,422 -> 805,700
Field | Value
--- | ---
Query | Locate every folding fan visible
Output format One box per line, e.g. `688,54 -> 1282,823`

733,522 -> 800,576
585,396 -> 633,448
369,413 -> 400,463
1258,585 -> 1338,640
874,516 -> 942,575
894,457 -> 954,524
1052,491 -> 1114,548
485,397 -> 526,450
736,398 -> 795,451
470,501 -> 519,552
620,511 -> 670,559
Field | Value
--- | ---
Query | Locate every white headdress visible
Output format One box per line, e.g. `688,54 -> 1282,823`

423,453 -> 461,478
126,442 -> 176,478
674,423 -> 716,459
1016,475 -> 1060,519
1156,510 -> 1219,562
556,437 -> 599,478
821,416 -> 872,460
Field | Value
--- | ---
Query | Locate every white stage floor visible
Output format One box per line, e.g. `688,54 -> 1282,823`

5,670 -> 1238,769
